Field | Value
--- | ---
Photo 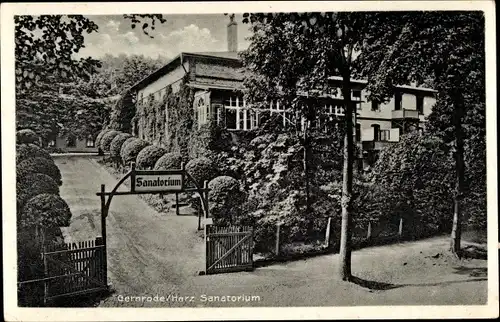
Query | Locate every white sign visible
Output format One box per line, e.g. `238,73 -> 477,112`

133,173 -> 183,192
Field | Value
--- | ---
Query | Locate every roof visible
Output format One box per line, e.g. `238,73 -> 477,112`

128,51 -> 241,92
328,76 -> 437,94
128,51 -> 437,95
186,51 -> 241,60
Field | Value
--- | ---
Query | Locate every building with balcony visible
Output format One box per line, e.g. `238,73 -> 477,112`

127,16 -> 437,166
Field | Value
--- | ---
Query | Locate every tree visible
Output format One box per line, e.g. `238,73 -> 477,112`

15,15 -> 101,92
241,12 -> 382,281
358,12 -> 485,256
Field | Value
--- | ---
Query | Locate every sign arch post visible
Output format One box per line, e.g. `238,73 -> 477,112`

96,162 -> 210,283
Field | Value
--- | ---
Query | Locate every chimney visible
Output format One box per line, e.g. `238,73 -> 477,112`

227,14 -> 238,52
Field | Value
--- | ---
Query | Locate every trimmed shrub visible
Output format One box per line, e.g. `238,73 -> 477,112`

95,129 -> 110,149
110,133 -> 132,161
17,173 -> 59,214
136,145 -> 168,170
120,138 -> 150,165
120,136 -> 138,159
17,157 -> 62,185
16,144 -> 52,164
154,152 -> 182,170
185,157 -> 218,186
208,176 -> 245,225
16,129 -> 40,145
20,193 -> 72,228
100,130 -> 120,152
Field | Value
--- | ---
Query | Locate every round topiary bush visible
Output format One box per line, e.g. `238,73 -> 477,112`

16,129 -> 40,145
120,138 -> 150,166
17,157 -> 62,185
110,133 -> 132,161
20,193 -> 72,228
136,145 -> 168,170
17,173 -> 59,214
120,136 -> 138,159
95,129 -> 111,149
16,144 -> 52,164
100,130 -> 120,153
185,157 -> 218,186
154,152 -> 182,170
208,176 -> 244,225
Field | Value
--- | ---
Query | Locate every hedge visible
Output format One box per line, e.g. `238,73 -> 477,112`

120,136 -> 138,160
16,129 -> 40,145
120,138 -> 150,165
17,157 -> 62,185
95,129 -> 111,149
110,133 -> 132,161
100,130 -> 120,152
136,145 -> 168,170
20,193 -> 72,228
185,157 -> 218,186
17,173 -> 60,214
154,152 -> 182,170
16,144 -> 52,164
208,176 -> 244,225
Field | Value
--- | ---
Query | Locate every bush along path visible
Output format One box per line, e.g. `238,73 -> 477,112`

16,129 -> 73,306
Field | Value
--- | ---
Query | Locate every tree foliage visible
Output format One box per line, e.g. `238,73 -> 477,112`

15,15 -> 101,92
136,145 -> 168,170
209,176 -> 245,225
17,157 -> 62,186
120,138 -> 150,165
16,129 -> 40,145
154,152 -> 182,171
20,193 -> 72,228
109,132 -> 132,161
357,11 -> 485,254
99,130 -> 120,152
17,173 -> 60,215
185,157 -> 218,187
16,144 -> 52,163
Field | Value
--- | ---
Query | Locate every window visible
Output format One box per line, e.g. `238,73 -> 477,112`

222,95 -> 258,130
394,92 -> 402,110
86,136 -> 95,148
371,124 -> 380,141
379,130 -> 390,141
66,135 -> 76,147
416,96 -> 424,114
371,100 -> 380,111
353,90 -> 362,99
355,124 -> 361,142
225,108 -> 237,130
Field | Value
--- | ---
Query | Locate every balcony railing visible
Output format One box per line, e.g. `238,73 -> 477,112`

392,108 -> 419,119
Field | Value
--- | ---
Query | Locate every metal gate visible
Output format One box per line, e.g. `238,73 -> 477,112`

42,238 -> 107,302
205,225 -> 254,274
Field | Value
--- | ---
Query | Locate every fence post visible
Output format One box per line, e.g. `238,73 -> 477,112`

398,218 -> 403,238
324,217 -> 332,248
175,192 -> 180,216
100,184 -> 108,287
367,221 -> 372,239
275,223 -> 281,256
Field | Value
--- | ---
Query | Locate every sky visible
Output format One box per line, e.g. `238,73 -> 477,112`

76,14 -> 252,60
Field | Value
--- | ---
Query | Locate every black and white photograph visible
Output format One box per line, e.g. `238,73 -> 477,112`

2,1 -> 498,320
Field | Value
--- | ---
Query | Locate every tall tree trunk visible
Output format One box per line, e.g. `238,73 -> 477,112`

338,81 -> 354,281
303,124 -> 311,212
450,98 -> 465,256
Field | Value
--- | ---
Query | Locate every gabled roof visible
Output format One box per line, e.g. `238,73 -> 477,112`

128,51 -> 241,92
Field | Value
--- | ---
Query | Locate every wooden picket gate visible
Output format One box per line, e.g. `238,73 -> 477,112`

42,238 -> 107,302
205,225 -> 254,274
